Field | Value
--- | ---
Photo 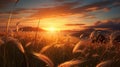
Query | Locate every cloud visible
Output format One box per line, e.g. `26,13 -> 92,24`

0,0 -> 17,8
29,1 -> 80,18
12,8 -> 36,14
65,24 -> 85,26
0,8 -> 36,17
87,19 -> 120,30
29,0 -> 117,19
54,0 -> 66,2
73,0 -> 116,12
112,0 -> 120,7
1,0 -> 117,19
54,0 -> 80,2
0,0 -> 17,3
102,7 -> 111,12
0,8 -> 35,23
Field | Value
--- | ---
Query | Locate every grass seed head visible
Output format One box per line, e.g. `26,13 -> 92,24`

58,60 -> 86,67
33,52 -> 54,67
110,31 -> 120,45
96,60 -> 112,67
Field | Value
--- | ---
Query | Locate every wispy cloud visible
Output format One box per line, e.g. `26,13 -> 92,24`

29,0 -> 118,19
1,0 -> 118,19
65,24 -> 85,26
29,1 -> 80,19
54,0 -> 66,2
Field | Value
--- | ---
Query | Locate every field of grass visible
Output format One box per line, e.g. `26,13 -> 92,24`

0,31 -> 120,67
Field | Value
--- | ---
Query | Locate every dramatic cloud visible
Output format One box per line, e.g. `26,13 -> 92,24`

73,0 -> 117,12
29,1 -> 80,19
29,0 -> 117,19
1,0 -> 118,19
87,19 -> 120,30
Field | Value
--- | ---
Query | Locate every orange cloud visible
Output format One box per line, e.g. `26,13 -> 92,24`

1,0 -> 117,20
65,24 -> 85,26
29,1 -> 80,19
29,0 -> 116,19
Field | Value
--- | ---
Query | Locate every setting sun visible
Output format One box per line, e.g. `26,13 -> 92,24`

44,27 -> 60,32
48,27 -> 56,32
40,17 -> 67,31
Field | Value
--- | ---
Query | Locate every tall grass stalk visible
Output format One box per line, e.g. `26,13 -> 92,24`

16,22 -> 20,32
16,17 -> 25,32
34,19 -> 40,45
6,0 -> 19,35
4,1 -> 19,67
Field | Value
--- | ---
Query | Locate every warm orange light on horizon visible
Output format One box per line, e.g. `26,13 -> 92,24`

31,17 -> 85,31
43,26 -> 61,32
49,27 -> 56,32
39,17 -> 66,31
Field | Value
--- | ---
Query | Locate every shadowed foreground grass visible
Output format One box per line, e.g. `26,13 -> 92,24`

0,31 -> 120,67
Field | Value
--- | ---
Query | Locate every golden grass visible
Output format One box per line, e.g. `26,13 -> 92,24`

0,31 -> 119,67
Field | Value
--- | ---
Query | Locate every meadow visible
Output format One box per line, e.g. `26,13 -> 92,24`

0,30 -> 120,67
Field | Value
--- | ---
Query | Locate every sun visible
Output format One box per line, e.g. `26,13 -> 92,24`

40,17 -> 67,31
44,27 -> 59,32
49,27 -> 56,32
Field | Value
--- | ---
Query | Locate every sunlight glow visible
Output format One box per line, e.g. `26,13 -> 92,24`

45,27 -> 60,32
49,27 -> 56,32
40,18 -> 67,31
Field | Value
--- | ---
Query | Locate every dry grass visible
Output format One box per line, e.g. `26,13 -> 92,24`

0,31 -> 120,67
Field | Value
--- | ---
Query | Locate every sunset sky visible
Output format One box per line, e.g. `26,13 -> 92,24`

0,0 -> 120,31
